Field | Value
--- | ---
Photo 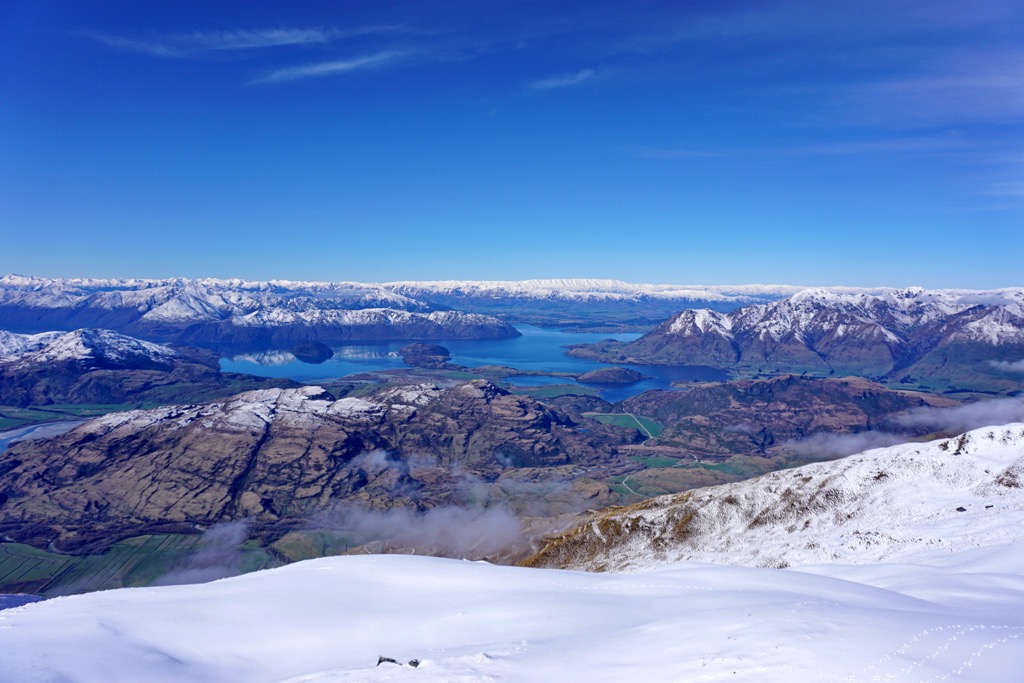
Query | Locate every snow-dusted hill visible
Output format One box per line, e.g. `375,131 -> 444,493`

2,548 -> 1023,682
2,328 -> 181,369
525,423 -> 1024,573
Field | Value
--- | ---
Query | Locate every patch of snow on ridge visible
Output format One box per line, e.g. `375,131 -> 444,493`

140,293 -> 225,322
0,330 -> 63,362
952,306 -> 1024,345
378,383 -> 443,407
668,309 -> 733,335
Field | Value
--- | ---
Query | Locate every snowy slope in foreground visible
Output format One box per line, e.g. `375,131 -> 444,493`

2,551 -> 1024,682
526,424 -> 1024,573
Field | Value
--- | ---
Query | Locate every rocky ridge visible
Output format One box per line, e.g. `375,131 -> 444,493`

0,380 -> 639,551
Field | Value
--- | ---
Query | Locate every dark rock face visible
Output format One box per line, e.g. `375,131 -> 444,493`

621,375 -> 957,459
0,361 -> 294,407
400,343 -> 455,369
288,341 -> 334,364
576,367 -> 649,384
172,313 -> 521,350
0,381 -> 638,551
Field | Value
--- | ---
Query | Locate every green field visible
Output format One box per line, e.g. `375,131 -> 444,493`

0,535 -> 197,594
607,474 -> 640,497
0,533 -> 283,596
583,412 -> 664,437
0,403 -> 158,430
629,454 -> 682,469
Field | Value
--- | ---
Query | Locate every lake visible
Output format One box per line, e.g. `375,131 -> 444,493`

221,325 -> 729,403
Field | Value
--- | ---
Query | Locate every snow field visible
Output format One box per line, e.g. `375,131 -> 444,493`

2,550 -> 1024,682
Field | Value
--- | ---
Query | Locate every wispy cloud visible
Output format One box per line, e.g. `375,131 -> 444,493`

627,135 -> 971,160
620,0 -> 1020,53
529,68 -> 597,90
627,146 -> 721,159
798,135 -> 972,156
991,359 -> 1024,373
895,397 -> 1024,433
838,63 -> 1024,127
251,50 -> 410,84
84,26 -> 397,58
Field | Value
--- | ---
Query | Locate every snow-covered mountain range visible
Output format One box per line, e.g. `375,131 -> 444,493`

0,275 -> 521,347
569,286 -> 1024,391
3,422 -> 1024,682
0,275 -> 808,341
386,277 -> 805,302
0,274 -> 804,306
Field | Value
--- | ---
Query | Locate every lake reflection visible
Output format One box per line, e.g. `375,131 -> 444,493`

220,325 -> 727,401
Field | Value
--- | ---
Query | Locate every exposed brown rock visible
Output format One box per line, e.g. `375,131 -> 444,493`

0,380 -> 639,551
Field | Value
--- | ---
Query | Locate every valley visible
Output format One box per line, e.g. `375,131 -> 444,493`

0,279 -> 1021,599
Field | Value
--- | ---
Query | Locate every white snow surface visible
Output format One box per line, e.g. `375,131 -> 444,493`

3,424 -> 1024,681
67,386 -> 388,438
2,549 -> 1024,682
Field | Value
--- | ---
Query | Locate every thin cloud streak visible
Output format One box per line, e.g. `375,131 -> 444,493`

627,145 -> 721,159
820,47 -> 1024,129
84,26 -> 398,58
619,0 -> 1020,53
252,50 -> 410,84
529,68 -> 596,90
628,135 -> 975,159
798,135 -> 973,155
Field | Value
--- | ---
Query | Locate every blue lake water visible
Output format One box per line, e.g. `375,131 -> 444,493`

220,325 -> 728,403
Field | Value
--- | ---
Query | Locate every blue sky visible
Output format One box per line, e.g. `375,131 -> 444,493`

1,1 -> 1022,287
